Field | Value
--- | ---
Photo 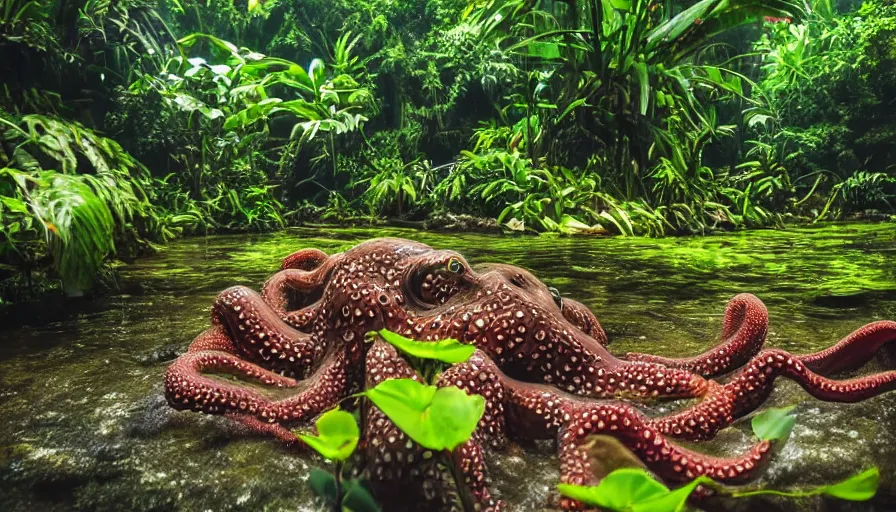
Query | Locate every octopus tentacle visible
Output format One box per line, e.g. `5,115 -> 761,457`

726,348 -> 896,418
797,320 -> 896,374
595,360 -> 711,399
280,248 -> 329,271
186,325 -> 238,354
647,380 -> 734,441
561,298 -> 609,346
452,441 -> 505,511
440,350 -> 771,510
557,407 -> 772,507
487,367 -> 770,509
215,286 -> 324,375
165,349 -> 351,425
261,249 -> 336,329
223,411 -> 300,444
625,294 -> 769,377
261,269 -> 325,329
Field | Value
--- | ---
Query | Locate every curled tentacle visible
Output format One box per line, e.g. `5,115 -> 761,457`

647,380 -> 734,441
727,348 -> 896,418
557,405 -> 772,509
165,349 -> 351,425
797,320 -> 896,374
280,248 -> 329,271
561,298 -> 609,346
625,294 -> 769,377
261,249 -> 336,329
186,324 -> 237,354
215,286 -> 325,375
492,369 -> 771,510
439,351 -> 771,510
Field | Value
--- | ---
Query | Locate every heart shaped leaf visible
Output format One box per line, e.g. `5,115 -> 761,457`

363,378 -> 485,451
298,408 -> 359,461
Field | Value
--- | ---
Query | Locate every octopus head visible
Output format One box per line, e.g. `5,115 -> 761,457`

396,250 -> 613,388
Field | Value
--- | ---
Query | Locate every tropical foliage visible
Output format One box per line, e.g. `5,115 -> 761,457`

1,0 -> 894,302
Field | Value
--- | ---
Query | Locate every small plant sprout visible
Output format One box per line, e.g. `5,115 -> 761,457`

298,408 -> 379,512
363,330 -> 486,511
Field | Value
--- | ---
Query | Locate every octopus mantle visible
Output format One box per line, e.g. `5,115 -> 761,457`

164,238 -> 896,510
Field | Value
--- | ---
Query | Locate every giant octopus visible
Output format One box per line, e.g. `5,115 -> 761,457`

164,238 -> 896,510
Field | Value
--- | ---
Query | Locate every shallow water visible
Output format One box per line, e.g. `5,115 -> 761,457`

1,223 -> 895,511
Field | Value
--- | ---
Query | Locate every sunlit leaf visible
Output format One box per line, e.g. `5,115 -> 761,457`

363,379 -> 485,451
297,408 -> 359,461
557,468 -> 669,509
820,468 -> 879,501
376,329 -> 475,364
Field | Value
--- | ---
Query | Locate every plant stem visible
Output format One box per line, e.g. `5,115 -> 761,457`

330,131 -> 337,177
333,460 -> 344,511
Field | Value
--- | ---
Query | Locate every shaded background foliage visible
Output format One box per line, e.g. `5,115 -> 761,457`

1,0 -> 894,302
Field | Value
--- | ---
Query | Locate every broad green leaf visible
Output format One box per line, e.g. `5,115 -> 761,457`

608,0 -> 632,12
820,468 -> 879,501
308,468 -> 337,503
751,405 -> 796,441
526,41 -> 561,60
1,196 -> 29,213
632,476 -> 711,512
297,408 -> 359,461
177,33 -> 240,61
632,62 -> 650,116
428,386 -> 485,450
376,329 -> 475,364
342,480 -> 383,512
557,468 -> 669,509
364,379 -> 485,451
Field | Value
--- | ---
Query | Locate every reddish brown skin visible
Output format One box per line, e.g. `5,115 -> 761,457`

163,238 -> 896,509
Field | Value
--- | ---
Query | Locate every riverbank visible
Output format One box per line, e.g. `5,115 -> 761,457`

2,215 -> 893,309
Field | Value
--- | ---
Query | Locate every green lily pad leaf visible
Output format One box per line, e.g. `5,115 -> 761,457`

297,408 -> 359,461
751,406 -> 796,441
820,468 -> 879,501
558,468 -> 670,509
376,329 -> 475,364
363,379 -> 485,451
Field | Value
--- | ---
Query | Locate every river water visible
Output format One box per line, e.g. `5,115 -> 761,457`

1,223 -> 895,511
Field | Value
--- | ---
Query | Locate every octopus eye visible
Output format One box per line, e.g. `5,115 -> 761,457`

549,286 -> 563,310
447,258 -> 464,275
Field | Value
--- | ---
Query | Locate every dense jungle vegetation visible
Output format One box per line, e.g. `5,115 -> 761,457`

1,0 -> 895,301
